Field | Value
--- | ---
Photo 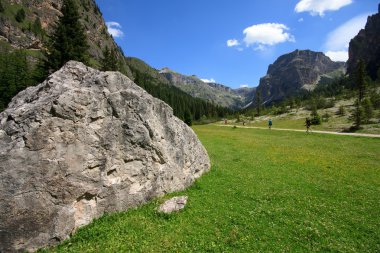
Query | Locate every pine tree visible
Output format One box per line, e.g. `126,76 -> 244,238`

15,8 -> 26,23
0,50 -> 32,111
370,91 -> 380,109
353,99 -> 364,129
100,46 -> 118,71
356,60 -> 367,103
362,98 -> 373,123
32,17 -> 43,38
0,0 -> 4,12
44,0 -> 89,73
353,59 -> 368,129
310,107 -> 321,125
255,89 -> 262,116
184,109 -> 192,126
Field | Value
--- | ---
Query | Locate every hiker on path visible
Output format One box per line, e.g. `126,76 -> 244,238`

268,118 -> 272,129
305,118 -> 311,133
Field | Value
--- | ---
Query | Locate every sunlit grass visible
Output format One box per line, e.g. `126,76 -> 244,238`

41,125 -> 380,252
235,114 -> 380,134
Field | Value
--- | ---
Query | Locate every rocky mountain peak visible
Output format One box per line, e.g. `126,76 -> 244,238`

257,49 -> 345,104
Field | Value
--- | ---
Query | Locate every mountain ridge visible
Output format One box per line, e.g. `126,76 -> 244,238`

256,49 -> 346,105
159,67 -> 255,108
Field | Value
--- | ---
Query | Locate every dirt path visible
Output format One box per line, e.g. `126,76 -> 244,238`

215,124 -> 380,138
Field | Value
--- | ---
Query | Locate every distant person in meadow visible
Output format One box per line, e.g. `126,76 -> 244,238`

305,118 -> 311,133
268,118 -> 272,129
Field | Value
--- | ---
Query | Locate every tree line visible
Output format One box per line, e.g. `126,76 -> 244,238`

128,64 -> 231,124
0,49 -> 34,110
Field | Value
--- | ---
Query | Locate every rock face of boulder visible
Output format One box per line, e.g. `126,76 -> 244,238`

0,61 -> 210,252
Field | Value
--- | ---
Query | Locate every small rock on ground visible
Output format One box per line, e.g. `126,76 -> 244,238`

158,196 -> 188,214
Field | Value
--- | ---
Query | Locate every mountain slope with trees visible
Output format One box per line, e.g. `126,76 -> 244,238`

0,0 -> 231,123
125,57 -> 232,123
0,0 -> 124,65
43,0 -> 90,74
159,67 -> 255,109
0,0 -> 131,110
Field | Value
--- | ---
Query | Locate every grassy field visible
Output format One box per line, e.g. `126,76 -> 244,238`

230,107 -> 380,135
42,125 -> 380,252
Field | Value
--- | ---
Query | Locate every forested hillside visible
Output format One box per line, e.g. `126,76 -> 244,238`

126,57 -> 231,123
0,0 -> 231,123
0,0 -> 129,110
0,47 -> 34,110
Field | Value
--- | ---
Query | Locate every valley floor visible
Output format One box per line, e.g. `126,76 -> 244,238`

41,125 -> 380,252
230,98 -> 380,135
215,124 -> 380,138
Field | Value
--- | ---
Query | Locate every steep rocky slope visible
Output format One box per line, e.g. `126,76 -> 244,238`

347,4 -> 380,80
0,61 -> 210,252
160,67 -> 255,108
256,50 -> 345,104
0,0 -> 129,71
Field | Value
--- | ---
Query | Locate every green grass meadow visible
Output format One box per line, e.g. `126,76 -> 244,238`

42,125 -> 380,252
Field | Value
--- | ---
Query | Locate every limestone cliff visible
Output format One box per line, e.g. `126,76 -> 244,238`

256,50 -> 345,104
347,5 -> 380,80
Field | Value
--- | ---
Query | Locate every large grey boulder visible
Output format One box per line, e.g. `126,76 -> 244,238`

0,61 -> 210,252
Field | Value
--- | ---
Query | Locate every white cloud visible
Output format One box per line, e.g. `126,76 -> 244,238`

201,78 -> 216,83
298,18 -> 304,22
243,23 -> 295,50
106,21 -> 124,38
254,44 -> 266,51
227,39 -> 240,47
325,50 -> 348,61
240,84 -> 249,88
295,0 -> 353,16
323,13 -> 368,61
324,14 -> 368,51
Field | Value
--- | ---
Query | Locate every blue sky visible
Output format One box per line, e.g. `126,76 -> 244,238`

96,0 -> 378,89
